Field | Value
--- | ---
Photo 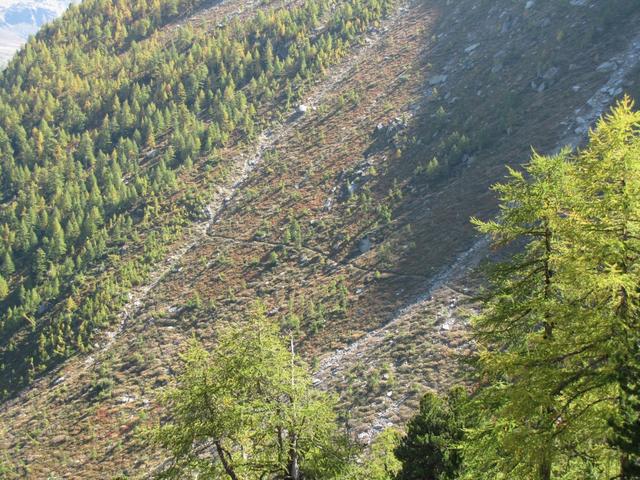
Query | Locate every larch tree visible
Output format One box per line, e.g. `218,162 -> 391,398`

570,97 -> 640,478
150,305 -> 353,480
465,149 -> 579,480
464,98 -> 640,479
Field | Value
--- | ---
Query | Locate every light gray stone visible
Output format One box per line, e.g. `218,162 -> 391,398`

428,74 -> 448,86
359,237 -> 372,254
465,43 -> 480,53
596,61 -> 617,73
543,66 -> 559,80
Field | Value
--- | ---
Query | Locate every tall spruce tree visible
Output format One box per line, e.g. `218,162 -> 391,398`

395,387 -> 467,480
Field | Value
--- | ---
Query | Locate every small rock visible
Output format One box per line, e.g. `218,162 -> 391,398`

607,86 -> 624,97
428,74 -> 448,86
501,18 -> 513,34
465,43 -> 480,53
543,66 -> 559,80
52,435 -> 67,446
596,61 -> 617,73
117,394 -> 136,404
359,237 -> 372,254
525,0 -> 535,9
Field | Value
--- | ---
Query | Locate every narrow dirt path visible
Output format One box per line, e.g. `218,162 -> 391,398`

315,235 -> 488,382
86,5 -> 405,366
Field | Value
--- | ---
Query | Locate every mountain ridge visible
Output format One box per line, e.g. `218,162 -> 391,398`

0,0 -> 71,65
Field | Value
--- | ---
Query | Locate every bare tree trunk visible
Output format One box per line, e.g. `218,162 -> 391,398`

620,454 -> 629,480
286,433 -> 301,480
286,334 -> 301,480
538,457 -> 551,480
215,441 -> 240,480
541,224 -> 554,480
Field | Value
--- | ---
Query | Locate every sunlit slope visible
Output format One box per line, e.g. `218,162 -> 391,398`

0,0 -> 639,478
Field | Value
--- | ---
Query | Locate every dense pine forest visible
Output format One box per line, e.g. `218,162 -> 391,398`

1,0 -> 640,478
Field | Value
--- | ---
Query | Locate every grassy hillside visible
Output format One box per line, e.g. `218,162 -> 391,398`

0,0 -> 639,477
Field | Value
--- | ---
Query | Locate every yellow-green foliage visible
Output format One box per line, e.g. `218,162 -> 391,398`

465,97 -> 640,479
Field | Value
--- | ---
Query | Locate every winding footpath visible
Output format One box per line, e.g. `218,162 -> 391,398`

86,5 -> 403,367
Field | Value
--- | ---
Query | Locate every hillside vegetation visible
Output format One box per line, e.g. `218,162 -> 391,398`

0,0 -> 392,394
0,0 -> 639,478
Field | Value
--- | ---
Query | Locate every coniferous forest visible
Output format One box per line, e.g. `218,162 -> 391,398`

0,0 -> 639,478
0,0 -> 393,394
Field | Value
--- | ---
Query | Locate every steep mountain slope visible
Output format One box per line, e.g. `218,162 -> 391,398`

0,0 -> 640,478
0,0 -> 71,65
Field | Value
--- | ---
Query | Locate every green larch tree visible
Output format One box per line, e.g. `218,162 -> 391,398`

464,98 -> 640,480
150,305 -> 352,480
569,97 -> 640,479
466,149 -> 578,480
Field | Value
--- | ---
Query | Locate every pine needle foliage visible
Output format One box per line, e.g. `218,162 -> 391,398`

464,97 -> 640,480
150,305 -> 353,480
